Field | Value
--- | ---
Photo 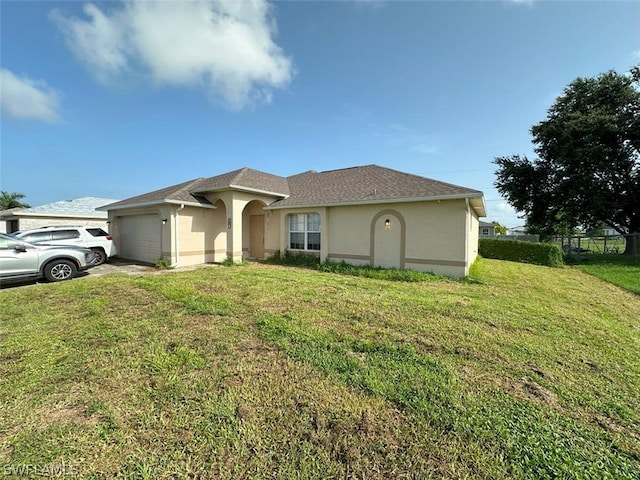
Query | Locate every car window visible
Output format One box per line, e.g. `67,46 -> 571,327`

86,228 -> 109,237
20,232 -> 51,243
0,237 -> 26,250
51,230 -> 81,240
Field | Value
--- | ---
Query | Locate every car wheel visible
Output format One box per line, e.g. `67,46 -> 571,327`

92,248 -> 107,265
44,259 -> 78,282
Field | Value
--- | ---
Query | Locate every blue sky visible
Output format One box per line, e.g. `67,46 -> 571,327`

1,0 -> 638,228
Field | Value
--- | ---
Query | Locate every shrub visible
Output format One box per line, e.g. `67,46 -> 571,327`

266,251 -> 441,282
155,257 -> 172,270
479,238 -> 563,267
265,250 -> 320,268
222,256 -> 248,267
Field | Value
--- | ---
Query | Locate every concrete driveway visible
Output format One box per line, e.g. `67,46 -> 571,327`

88,258 -> 157,277
1,258 -> 219,289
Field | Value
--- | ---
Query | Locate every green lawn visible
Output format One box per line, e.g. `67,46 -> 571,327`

575,255 -> 640,296
1,259 -> 639,479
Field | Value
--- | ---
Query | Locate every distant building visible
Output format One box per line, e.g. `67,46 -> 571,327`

479,221 -> 496,237
0,197 -> 118,233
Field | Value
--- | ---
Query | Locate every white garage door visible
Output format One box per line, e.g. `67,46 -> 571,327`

118,215 -> 161,264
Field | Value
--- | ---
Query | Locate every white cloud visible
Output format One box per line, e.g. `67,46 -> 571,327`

0,69 -> 61,122
51,0 -> 293,110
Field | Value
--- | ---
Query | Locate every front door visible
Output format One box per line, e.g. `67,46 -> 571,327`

250,215 -> 265,259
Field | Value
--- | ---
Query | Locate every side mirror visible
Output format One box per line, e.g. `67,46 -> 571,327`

14,245 -> 27,253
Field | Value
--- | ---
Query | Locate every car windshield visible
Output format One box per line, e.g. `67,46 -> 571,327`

0,234 -> 34,249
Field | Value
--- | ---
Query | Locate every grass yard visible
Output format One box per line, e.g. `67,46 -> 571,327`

1,259 -> 639,479
575,255 -> 640,296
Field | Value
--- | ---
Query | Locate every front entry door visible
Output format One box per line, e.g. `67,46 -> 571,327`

250,215 -> 265,259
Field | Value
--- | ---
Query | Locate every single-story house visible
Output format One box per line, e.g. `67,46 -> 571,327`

479,221 -> 496,237
0,197 -> 118,234
99,165 -> 486,277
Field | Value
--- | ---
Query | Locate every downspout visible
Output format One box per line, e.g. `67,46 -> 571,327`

464,198 -> 470,273
173,204 -> 185,267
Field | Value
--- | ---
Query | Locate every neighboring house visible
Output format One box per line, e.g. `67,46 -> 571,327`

99,165 -> 486,277
0,197 -> 118,234
507,225 -> 528,236
479,221 -> 496,237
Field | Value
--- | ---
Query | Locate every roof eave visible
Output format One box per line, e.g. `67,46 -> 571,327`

469,196 -> 487,217
97,199 -> 216,211
192,184 -> 289,198
265,192 -> 485,210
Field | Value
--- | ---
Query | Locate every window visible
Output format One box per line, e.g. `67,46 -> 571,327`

0,237 -> 22,250
481,227 -> 490,236
51,230 -> 81,241
21,232 -> 51,243
86,228 -> 109,237
289,213 -> 320,251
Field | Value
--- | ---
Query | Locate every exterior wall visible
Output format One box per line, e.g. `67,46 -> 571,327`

211,200 -> 227,263
264,210 -> 281,256
468,209 -> 480,273
4,216 -> 109,233
176,206 -> 217,267
274,199 -> 473,277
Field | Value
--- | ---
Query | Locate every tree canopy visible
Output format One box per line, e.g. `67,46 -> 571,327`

494,67 -> 640,251
0,191 -> 30,210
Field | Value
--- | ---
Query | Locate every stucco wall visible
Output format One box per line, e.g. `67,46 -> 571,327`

273,199 -> 475,277
176,206 -> 217,266
5,217 -> 109,232
264,210 -> 281,256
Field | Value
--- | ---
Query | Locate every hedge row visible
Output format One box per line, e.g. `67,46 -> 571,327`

479,238 -> 563,267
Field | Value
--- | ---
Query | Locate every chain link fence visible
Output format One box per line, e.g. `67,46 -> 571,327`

551,233 -> 639,259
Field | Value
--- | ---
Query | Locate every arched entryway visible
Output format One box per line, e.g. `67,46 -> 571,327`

370,210 -> 406,269
243,200 -> 267,259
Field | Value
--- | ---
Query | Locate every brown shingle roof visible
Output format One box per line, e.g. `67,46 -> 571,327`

192,167 -> 289,196
101,165 -> 484,213
98,178 -> 213,210
270,165 -> 482,208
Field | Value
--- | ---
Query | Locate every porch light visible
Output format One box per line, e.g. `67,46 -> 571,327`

162,218 -> 168,225
384,219 -> 391,229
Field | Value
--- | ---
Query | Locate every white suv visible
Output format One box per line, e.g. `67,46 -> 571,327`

12,226 -> 117,265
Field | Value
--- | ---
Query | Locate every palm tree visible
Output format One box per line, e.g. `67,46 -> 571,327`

0,191 -> 30,210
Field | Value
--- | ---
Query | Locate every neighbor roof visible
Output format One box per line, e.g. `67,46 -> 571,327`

2,197 -> 119,218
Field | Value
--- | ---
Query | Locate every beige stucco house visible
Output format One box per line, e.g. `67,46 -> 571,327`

98,165 -> 486,277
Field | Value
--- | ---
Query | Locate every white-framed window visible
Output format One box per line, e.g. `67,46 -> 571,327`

289,213 -> 320,251
481,227 -> 490,236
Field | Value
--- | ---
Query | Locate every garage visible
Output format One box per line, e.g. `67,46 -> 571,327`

117,215 -> 162,264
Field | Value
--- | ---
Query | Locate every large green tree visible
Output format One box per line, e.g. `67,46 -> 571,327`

495,67 -> 640,253
0,191 -> 30,210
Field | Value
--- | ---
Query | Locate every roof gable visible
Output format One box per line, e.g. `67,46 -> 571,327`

192,167 -> 289,196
